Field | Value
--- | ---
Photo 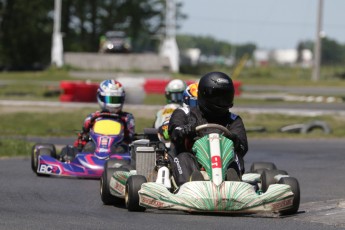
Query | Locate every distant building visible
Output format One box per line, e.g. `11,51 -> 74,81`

253,50 -> 270,66
183,48 -> 201,66
180,49 -> 234,66
271,49 -> 297,65
254,49 -> 313,67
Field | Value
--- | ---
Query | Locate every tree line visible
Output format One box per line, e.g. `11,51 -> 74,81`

0,0 -> 182,69
0,0 -> 344,70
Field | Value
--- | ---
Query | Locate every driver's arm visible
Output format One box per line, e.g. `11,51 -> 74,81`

169,108 -> 191,138
168,108 -> 192,152
226,116 -> 248,158
82,112 -> 96,133
122,113 -> 135,143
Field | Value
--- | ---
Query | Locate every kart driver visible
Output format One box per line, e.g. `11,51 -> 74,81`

182,82 -> 198,108
153,79 -> 187,130
74,79 -> 135,152
59,79 -> 135,162
157,82 -> 198,146
168,72 -> 248,187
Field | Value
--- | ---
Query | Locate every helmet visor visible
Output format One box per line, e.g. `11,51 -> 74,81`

99,95 -> 124,104
169,92 -> 183,103
203,88 -> 232,108
184,97 -> 198,107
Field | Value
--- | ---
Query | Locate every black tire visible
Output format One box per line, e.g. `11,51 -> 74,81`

82,141 -> 95,153
106,158 -> 130,169
36,143 -> 57,158
100,167 -> 127,205
225,168 -> 241,181
250,162 -> 277,173
261,169 -> 288,192
301,120 -> 331,134
59,145 -> 78,162
31,143 -> 56,175
143,128 -> 159,142
31,144 -> 40,173
278,177 -> 300,215
125,175 -> 147,212
120,164 -> 135,171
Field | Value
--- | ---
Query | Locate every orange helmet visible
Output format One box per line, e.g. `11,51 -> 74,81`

183,82 -> 198,107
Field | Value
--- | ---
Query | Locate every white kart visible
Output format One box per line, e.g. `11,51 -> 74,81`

100,124 -> 300,215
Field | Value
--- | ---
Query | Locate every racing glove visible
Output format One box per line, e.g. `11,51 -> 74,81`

175,124 -> 195,138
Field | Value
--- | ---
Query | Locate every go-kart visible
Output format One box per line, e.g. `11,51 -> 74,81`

100,123 -> 300,215
31,113 -> 131,178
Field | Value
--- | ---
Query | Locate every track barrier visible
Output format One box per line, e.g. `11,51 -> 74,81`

60,79 -> 242,102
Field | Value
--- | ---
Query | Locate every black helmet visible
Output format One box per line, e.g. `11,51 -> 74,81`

198,71 -> 234,117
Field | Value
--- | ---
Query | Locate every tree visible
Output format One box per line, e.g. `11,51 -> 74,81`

176,34 -> 256,58
0,0 -> 185,68
234,43 -> 256,60
0,0 -> 53,69
297,38 -> 345,66
61,0 -> 185,53
321,37 -> 345,65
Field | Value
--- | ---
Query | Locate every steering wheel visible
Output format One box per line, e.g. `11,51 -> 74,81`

195,123 -> 232,137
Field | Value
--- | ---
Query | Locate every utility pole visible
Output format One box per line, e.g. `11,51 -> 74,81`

312,0 -> 323,82
159,0 -> 179,73
51,0 -> 64,67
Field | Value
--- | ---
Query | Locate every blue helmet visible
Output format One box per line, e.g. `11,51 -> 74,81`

97,80 -> 125,113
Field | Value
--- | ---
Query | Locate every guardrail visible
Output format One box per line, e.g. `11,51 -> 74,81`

59,79 -> 242,102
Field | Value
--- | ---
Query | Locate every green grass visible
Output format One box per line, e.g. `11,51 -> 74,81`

0,109 -> 344,157
232,66 -> 345,87
241,112 -> 345,138
0,110 -> 155,137
0,109 -> 156,157
0,139 -> 34,158
0,68 -> 72,81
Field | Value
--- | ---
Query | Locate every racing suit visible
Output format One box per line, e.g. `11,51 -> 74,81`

168,106 -> 248,187
73,110 -> 135,151
153,103 -> 181,129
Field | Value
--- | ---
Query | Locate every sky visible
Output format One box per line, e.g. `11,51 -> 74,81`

177,0 -> 345,50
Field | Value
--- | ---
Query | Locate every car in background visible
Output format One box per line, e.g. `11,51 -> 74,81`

99,31 -> 131,53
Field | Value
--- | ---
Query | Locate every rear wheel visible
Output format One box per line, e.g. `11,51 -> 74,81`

120,164 -> 135,171
278,177 -> 300,215
261,169 -> 288,192
125,175 -> 147,212
250,162 -> 277,174
100,167 -> 127,205
106,158 -> 130,169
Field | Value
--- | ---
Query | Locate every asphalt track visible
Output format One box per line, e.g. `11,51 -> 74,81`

1,96 -> 345,229
1,138 -> 345,230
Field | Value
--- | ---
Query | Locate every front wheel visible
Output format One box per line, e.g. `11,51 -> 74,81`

31,143 -> 56,175
100,167 -> 126,205
261,169 -> 288,192
278,177 -> 300,215
250,162 -> 277,174
125,175 -> 147,212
